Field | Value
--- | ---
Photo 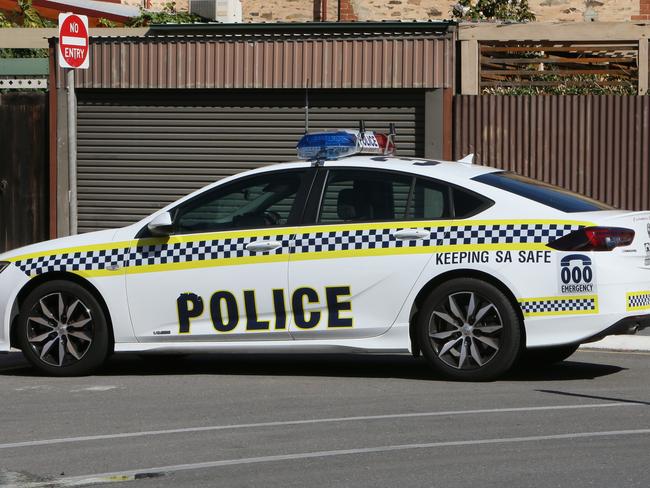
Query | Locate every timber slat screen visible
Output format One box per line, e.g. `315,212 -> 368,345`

0,93 -> 49,253
480,42 -> 639,92
453,95 -> 650,211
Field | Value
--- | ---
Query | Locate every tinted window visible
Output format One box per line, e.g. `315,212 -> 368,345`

473,172 -> 614,213
407,179 -> 451,220
452,187 -> 489,218
319,170 -> 412,223
174,171 -> 304,233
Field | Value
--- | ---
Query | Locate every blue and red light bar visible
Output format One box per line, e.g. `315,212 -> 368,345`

296,129 -> 395,161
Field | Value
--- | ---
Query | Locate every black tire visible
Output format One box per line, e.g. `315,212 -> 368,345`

521,344 -> 579,366
417,278 -> 522,381
16,280 -> 110,376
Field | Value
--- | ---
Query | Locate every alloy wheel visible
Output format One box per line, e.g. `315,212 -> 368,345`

427,291 -> 504,370
26,292 -> 94,368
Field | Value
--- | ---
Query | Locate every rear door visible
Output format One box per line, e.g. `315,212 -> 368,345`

287,168 -> 450,339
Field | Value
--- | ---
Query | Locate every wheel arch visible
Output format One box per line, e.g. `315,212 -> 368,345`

408,269 -> 525,357
10,272 -> 115,351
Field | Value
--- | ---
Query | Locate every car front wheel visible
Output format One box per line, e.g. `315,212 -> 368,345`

417,278 -> 522,381
16,280 -> 110,376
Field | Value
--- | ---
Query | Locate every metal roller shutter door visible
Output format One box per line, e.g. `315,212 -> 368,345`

76,88 -> 426,233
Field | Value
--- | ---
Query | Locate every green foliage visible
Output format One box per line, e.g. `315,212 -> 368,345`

17,0 -> 55,27
127,2 -> 202,27
97,18 -> 118,28
0,1 -> 53,58
0,11 -> 12,28
452,0 -> 536,22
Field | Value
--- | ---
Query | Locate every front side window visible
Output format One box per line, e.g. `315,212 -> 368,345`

173,170 -> 305,234
318,169 -> 413,223
474,171 -> 614,213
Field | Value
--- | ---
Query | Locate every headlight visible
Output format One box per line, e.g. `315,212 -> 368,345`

0,262 -> 9,274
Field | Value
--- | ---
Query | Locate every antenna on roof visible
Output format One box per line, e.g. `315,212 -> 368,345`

359,120 -> 366,138
387,123 -> 396,155
304,79 -> 310,134
458,153 -> 475,164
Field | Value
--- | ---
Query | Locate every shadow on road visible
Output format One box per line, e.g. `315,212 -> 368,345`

536,388 -> 650,406
0,352 -> 626,382
505,360 -> 625,382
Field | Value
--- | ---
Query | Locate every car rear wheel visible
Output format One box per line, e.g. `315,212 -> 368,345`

417,278 -> 521,381
16,280 -> 110,376
521,344 -> 579,366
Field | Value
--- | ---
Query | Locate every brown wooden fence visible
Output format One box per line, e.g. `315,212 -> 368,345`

453,95 -> 650,211
0,92 -> 49,253
479,41 -> 638,93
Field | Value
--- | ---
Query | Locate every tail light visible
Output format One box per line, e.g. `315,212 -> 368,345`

548,226 -> 635,252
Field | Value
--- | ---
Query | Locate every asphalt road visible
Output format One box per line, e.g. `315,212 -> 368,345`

1,350 -> 649,488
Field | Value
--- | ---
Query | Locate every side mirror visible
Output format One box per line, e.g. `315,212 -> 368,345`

147,211 -> 173,236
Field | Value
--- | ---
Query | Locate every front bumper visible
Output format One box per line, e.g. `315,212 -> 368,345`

0,264 -> 30,352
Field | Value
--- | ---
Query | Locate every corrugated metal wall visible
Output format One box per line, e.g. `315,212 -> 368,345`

454,95 -> 650,211
76,88 -> 426,233
62,36 -> 453,90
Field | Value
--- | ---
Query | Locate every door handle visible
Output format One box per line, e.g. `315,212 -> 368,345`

392,229 -> 430,240
246,240 -> 282,253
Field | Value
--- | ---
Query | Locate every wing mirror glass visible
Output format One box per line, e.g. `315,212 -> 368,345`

147,211 -> 173,236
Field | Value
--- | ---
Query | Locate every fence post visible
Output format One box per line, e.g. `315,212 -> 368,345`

460,40 -> 480,95
639,39 -> 648,96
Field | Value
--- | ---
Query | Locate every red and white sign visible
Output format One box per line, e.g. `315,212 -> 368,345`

58,13 -> 89,69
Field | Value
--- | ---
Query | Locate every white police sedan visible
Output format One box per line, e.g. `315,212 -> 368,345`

0,130 -> 649,380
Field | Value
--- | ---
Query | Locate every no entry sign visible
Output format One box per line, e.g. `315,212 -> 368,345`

58,13 -> 89,69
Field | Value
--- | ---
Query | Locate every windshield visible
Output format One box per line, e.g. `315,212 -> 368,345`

473,172 -> 615,213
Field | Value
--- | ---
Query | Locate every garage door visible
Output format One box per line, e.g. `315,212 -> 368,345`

76,89 -> 426,233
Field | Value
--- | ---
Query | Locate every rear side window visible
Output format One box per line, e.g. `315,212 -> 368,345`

317,169 -> 489,223
407,179 -> 451,220
473,172 -> 614,213
319,169 -> 412,223
452,187 -> 490,218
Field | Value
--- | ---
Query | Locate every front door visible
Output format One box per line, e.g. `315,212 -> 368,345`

126,168 -> 311,343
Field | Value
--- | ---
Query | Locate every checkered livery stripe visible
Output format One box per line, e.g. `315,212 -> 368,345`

13,222 -> 582,277
291,223 -> 580,253
627,291 -> 650,311
520,296 -> 598,316
14,234 -> 291,277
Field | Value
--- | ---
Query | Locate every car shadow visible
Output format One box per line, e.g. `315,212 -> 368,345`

0,352 -> 626,382
504,360 -> 625,382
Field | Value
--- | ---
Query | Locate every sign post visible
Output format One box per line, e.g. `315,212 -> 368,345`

58,13 -> 89,236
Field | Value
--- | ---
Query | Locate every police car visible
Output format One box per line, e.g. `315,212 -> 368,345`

1,128 -> 649,381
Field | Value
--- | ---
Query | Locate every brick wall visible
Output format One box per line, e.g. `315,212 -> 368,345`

339,0 -> 357,21
241,0 -> 638,23
122,0 -> 190,12
120,0 -> 642,23
632,0 -> 650,20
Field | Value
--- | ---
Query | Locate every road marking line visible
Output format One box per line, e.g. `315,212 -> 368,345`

578,348 -> 650,356
0,402 -> 641,450
15,428 -> 650,488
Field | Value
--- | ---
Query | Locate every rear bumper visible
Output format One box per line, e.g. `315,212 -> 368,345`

581,314 -> 650,344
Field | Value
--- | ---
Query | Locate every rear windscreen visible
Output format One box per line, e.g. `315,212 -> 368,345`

473,172 -> 615,213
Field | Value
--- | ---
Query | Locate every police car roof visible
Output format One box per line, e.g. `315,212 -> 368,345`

257,156 -> 502,182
